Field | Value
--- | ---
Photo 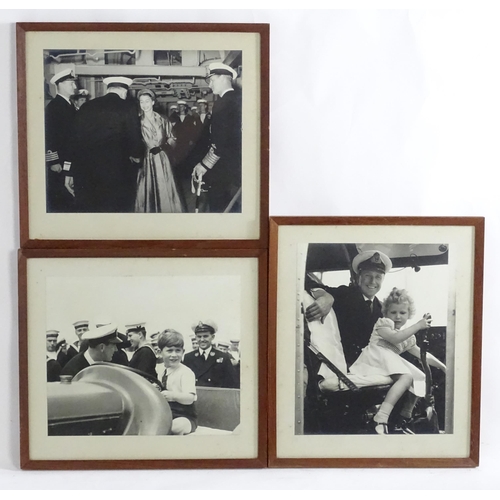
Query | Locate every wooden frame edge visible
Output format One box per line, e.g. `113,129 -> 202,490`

17,24 -> 29,248
267,216 -> 484,468
17,22 -> 269,250
19,247 -> 268,470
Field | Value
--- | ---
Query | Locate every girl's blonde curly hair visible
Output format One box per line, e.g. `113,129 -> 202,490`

382,287 -> 416,319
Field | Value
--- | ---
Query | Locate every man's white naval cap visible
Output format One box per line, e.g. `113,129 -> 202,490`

81,323 -> 121,344
352,250 -> 392,275
50,68 -> 76,86
197,98 -> 208,104
192,320 -> 218,335
73,320 -> 89,329
206,62 -> 237,80
46,330 -> 59,338
103,76 -> 133,89
177,100 -> 187,105
125,322 -> 146,333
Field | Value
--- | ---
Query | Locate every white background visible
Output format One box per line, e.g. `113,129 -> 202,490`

1,5 -> 499,491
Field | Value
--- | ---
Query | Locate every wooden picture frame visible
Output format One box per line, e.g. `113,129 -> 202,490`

19,247 -> 267,469
268,216 -> 484,468
16,22 -> 269,249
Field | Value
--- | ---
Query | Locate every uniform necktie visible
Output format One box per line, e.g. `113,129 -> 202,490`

366,300 -> 373,313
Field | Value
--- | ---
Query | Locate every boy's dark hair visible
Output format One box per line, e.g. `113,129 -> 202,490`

158,329 -> 184,351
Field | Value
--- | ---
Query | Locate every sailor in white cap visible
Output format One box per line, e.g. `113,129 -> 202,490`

60,323 -> 121,378
175,100 -> 191,123
229,339 -> 241,364
46,330 -> 63,382
228,338 -> 241,384
45,68 -> 78,212
46,330 -> 60,356
182,320 -> 238,388
126,322 -> 158,380
196,98 -> 211,124
217,341 -> 229,353
191,61 -> 242,213
190,105 -> 199,121
45,327 -> 78,370
169,98 -> 200,209
70,74 -> 143,212
189,334 -> 199,352
70,88 -> 90,110
71,320 -> 89,352
305,250 -> 393,366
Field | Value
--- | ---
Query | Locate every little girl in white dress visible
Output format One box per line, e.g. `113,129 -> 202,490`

349,287 -> 446,434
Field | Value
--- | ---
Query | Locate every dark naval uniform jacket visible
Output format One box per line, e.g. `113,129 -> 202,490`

327,285 -> 382,366
306,277 -> 383,367
71,93 -> 143,213
56,344 -> 79,370
47,357 -> 62,382
60,352 -> 90,378
44,94 -> 77,212
182,348 -> 238,388
205,89 -> 242,212
129,345 -> 158,381
190,113 -> 212,167
171,114 -> 198,178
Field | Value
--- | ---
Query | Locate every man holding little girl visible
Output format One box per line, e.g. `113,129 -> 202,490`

305,249 -> 446,435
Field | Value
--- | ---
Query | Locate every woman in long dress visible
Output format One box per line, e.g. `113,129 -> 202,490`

135,89 -> 184,213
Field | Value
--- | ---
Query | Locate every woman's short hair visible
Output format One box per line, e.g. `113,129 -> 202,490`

158,329 -> 184,351
382,287 -> 416,319
137,88 -> 156,101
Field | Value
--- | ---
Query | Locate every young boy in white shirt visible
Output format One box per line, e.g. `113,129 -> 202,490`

158,330 -> 198,435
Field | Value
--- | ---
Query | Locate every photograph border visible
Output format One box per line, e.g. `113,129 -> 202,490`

19,247 -> 268,470
268,216 -> 484,468
17,22 -> 269,249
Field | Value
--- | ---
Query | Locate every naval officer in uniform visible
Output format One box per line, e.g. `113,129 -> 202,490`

44,68 -> 78,212
70,76 -> 143,212
305,250 -> 392,367
192,62 -> 242,213
182,320 -> 238,388
60,323 -> 121,378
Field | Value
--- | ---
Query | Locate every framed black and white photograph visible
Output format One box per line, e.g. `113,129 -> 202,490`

18,248 -> 267,469
268,217 -> 484,468
17,23 -> 269,248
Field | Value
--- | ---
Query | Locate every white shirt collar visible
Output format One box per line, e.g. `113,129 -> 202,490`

220,88 -> 234,98
165,364 -> 180,376
84,350 -> 97,365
